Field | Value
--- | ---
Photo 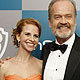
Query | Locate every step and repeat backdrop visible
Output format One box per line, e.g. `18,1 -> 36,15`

0,0 -> 80,59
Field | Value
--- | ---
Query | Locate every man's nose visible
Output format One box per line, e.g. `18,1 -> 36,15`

60,17 -> 67,24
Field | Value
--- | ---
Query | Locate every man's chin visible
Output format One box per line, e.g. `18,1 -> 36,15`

57,35 -> 70,39
55,32 -> 72,39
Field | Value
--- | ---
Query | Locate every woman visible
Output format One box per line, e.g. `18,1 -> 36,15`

0,18 -> 42,80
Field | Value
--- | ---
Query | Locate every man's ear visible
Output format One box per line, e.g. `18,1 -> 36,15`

48,19 -> 52,28
74,17 -> 76,27
75,17 -> 76,25
16,33 -> 20,41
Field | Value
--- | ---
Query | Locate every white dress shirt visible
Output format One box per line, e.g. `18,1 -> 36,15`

44,33 -> 75,80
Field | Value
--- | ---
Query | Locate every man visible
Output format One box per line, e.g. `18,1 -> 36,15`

41,0 -> 80,80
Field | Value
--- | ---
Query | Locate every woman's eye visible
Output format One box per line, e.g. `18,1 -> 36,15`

34,35 -> 39,38
25,33 -> 30,36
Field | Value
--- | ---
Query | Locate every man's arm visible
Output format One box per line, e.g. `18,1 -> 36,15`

0,57 -> 11,67
0,64 -> 5,80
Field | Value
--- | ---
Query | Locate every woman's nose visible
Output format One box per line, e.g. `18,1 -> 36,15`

29,36 -> 35,42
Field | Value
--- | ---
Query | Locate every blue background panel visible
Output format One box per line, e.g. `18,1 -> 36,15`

76,11 -> 80,37
0,0 -> 22,10
22,10 -> 55,41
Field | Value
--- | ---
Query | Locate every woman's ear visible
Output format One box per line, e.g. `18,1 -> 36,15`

16,33 -> 20,41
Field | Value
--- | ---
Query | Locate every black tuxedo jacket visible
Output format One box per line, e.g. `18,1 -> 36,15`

41,34 -> 80,80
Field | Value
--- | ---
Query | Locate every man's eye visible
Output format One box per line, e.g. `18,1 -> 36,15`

66,15 -> 72,19
54,16 -> 61,20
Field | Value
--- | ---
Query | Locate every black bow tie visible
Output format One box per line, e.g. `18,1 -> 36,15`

51,43 -> 68,54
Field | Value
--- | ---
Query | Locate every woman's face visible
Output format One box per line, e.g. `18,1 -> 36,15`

17,24 -> 39,52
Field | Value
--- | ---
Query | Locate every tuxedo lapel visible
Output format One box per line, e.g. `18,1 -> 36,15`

64,48 -> 80,80
64,35 -> 80,80
42,42 -> 55,67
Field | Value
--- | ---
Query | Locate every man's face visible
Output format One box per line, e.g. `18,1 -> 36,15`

49,0 -> 76,39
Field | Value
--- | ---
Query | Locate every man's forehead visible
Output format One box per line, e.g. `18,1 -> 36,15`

52,0 -> 74,7
51,0 -> 75,12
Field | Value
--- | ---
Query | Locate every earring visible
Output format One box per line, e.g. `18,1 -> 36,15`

18,40 -> 20,47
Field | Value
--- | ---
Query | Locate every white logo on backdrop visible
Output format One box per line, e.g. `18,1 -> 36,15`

0,33 -> 3,51
38,40 -> 52,50
0,28 -> 8,58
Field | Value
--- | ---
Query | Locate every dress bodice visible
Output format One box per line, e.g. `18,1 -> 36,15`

5,74 -> 41,80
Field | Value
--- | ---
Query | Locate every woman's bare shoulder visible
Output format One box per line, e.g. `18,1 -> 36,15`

0,60 -> 10,70
33,57 -> 42,68
0,57 -> 15,70
33,57 -> 42,64
0,60 -> 10,75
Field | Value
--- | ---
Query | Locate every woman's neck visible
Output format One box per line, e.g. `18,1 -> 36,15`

14,47 -> 32,63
